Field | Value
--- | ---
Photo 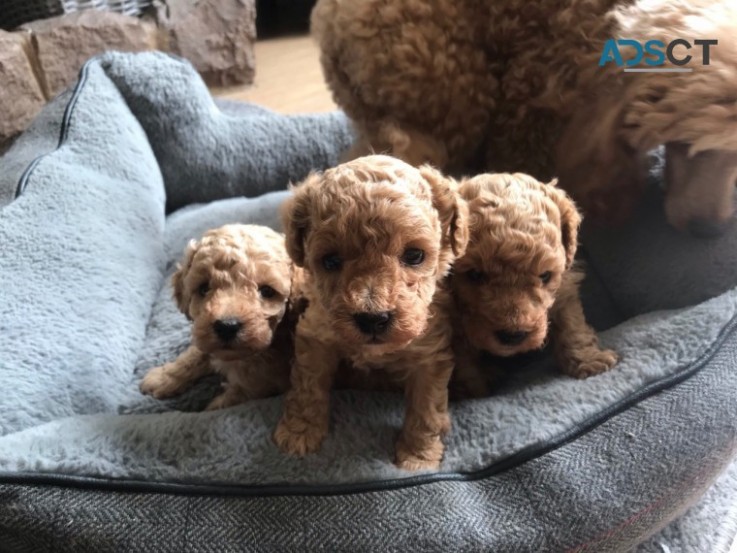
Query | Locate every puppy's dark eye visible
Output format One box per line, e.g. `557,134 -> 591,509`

322,253 -> 343,272
540,271 -> 553,285
401,248 -> 425,266
259,285 -> 277,299
466,269 -> 485,283
197,282 -> 210,297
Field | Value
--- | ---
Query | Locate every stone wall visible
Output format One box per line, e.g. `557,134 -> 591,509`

0,31 -> 47,147
0,0 -> 256,150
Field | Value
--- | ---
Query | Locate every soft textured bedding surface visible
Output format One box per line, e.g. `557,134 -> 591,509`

1,187 -> 736,486
1,51 -> 737,551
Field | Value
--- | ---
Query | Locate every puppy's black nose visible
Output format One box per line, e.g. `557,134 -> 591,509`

213,319 -> 242,342
353,311 -> 393,335
496,330 -> 529,346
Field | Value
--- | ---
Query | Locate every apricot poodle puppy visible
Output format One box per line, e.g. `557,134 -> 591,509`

140,224 -> 297,410
312,0 -> 737,236
273,155 -> 469,471
452,173 -> 618,396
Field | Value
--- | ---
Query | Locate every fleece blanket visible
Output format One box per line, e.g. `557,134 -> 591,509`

0,51 -> 736,551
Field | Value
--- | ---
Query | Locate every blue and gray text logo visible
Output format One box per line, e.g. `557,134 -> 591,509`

599,39 -> 718,73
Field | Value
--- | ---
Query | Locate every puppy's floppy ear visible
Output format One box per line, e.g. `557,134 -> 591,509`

285,265 -> 309,326
544,179 -> 581,269
172,239 -> 198,319
281,173 -> 320,267
419,165 -> 470,258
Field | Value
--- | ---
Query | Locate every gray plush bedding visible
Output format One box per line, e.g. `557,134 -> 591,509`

1,51 -> 737,551
2,196 -> 735,485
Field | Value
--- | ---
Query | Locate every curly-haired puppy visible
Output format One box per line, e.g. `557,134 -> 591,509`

452,173 -> 618,396
312,0 -> 737,236
140,224 -> 297,410
273,155 -> 469,471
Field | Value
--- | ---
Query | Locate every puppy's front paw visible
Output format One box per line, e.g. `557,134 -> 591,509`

140,365 -> 186,399
564,348 -> 619,379
394,436 -> 444,472
273,417 -> 327,457
205,389 -> 243,411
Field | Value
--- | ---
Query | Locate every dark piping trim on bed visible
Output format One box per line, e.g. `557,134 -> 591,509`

0,312 -> 734,498
14,60 -> 92,199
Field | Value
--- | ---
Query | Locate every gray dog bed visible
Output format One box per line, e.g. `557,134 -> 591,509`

1,51 -> 737,552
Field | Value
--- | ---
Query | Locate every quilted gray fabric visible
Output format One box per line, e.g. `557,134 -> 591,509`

638,457 -> 737,553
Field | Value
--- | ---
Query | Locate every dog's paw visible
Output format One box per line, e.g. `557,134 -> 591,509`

139,365 -> 185,399
205,392 -> 236,411
273,417 -> 326,457
396,456 -> 440,472
564,348 -> 619,379
394,436 -> 444,472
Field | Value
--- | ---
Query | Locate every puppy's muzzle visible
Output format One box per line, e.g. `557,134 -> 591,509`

213,318 -> 243,342
495,330 -> 530,346
353,311 -> 393,336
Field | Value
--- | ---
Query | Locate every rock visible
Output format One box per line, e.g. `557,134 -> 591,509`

22,11 -> 160,97
156,0 -> 256,87
0,30 -> 46,146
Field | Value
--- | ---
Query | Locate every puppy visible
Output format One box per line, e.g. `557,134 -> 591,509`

451,173 -> 618,396
273,155 -> 469,471
140,224 -> 297,410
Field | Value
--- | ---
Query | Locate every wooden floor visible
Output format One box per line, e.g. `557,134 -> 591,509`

211,35 -> 336,114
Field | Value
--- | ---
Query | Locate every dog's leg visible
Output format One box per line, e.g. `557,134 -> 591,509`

395,356 -> 454,471
664,142 -> 737,237
551,294 -> 618,379
205,383 -> 248,411
273,337 -> 340,457
341,121 -> 451,169
339,135 -> 374,164
375,122 -> 450,169
139,345 -> 211,398
207,359 -> 288,410
448,340 -> 491,400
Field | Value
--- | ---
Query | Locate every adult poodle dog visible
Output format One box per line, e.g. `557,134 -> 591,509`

312,0 -> 737,236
